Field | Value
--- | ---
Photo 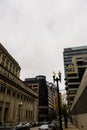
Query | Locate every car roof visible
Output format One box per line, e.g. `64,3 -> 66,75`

39,124 -> 49,128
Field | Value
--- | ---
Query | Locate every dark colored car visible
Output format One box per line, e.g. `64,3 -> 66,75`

49,123 -> 57,130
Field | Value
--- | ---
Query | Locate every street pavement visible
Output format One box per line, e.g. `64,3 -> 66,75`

64,123 -> 79,130
30,126 -> 38,130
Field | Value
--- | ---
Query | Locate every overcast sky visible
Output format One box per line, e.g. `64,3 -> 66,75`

0,0 -> 87,90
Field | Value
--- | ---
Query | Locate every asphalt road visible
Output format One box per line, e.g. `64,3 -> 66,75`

30,126 -> 38,130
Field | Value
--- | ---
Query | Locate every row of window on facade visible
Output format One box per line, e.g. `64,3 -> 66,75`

0,66 -> 25,91
0,53 -> 20,77
0,84 -> 33,102
0,105 -> 33,122
68,90 -> 77,95
0,66 -> 19,83
64,49 -> 87,56
0,66 -> 36,97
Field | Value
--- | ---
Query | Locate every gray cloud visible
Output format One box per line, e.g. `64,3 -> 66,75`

0,0 -> 87,89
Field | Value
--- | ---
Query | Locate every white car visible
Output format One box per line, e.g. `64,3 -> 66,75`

15,122 -> 30,130
39,124 -> 50,130
16,123 -> 23,127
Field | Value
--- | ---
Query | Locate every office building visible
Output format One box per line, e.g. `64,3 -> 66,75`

25,78 -> 56,121
47,82 -> 55,120
63,46 -> 87,109
25,75 -> 49,121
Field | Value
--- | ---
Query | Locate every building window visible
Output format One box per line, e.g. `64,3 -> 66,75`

0,85 -> 5,93
7,88 -> 11,95
21,95 -> 23,100
12,91 -> 16,97
5,58 -> 9,69
24,96 -> 26,101
17,93 -> 19,99
2,54 -> 5,61
26,110 -> 28,119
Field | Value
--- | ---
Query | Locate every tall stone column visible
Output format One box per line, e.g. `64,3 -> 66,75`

8,89 -> 13,122
33,98 -> 38,122
1,87 -> 7,123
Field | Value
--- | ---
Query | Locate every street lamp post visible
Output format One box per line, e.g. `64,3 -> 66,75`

53,71 -> 63,130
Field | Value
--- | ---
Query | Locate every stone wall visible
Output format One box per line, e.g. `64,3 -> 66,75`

71,69 -> 87,130
72,114 -> 87,130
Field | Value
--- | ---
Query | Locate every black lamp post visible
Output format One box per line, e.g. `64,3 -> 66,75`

53,71 -> 63,130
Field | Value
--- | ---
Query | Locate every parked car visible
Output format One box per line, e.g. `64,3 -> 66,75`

38,121 -> 43,126
38,124 -> 50,130
49,123 -> 57,130
35,122 -> 39,126
15,122 -> 30,130
26,122 -> 32,128
31,122 -> 36,127
38,123 -> 57,130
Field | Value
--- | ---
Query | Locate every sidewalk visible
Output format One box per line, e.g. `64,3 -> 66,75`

63,123 -> 79,130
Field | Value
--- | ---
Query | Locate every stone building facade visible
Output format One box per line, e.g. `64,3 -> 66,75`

0,43 -> 38,125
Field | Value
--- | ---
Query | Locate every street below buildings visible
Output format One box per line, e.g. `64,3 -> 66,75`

30,126 -> 38,130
